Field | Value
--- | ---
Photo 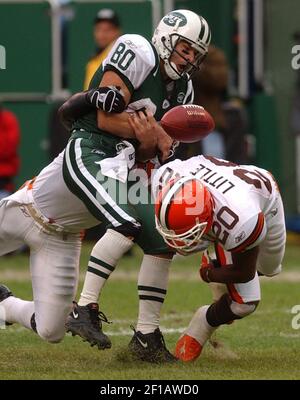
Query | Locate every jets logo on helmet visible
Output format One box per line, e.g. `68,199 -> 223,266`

152,9 -> 211,80
163,11 -> 187,27
155,176 -> 214,254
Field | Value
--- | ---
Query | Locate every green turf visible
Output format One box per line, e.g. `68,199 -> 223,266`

0,243 -> 299,380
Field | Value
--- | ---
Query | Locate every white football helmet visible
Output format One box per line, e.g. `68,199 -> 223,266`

152,9 -> 211,80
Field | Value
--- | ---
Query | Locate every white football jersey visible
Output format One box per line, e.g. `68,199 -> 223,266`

101,34 -> 194,116
102,34 -> 158,91
152,155 -> 280,252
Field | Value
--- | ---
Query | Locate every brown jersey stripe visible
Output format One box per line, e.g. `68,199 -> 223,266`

229,212 -> 265,253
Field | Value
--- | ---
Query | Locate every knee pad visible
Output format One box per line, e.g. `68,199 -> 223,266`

258,264 -> 282,277
33,313 -> 64,343
112,221 -> 142,240
230,301 -> 258,318
37,325 -> 64,343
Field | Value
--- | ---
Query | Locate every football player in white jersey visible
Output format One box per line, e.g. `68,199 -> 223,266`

0,10 -> 212,363
58,9 -> 211,362
0,115 -> 168,349
153,155 -> 286,361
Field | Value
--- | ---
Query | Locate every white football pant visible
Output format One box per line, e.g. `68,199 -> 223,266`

0,199 -> 81,342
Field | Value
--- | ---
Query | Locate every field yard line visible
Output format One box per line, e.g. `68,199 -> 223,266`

279,332 -> 300,338
7,326 -> 300,340
107,327 -> 187,336
113,312 -> 194,324
7,325 -> 187,336
2,269 -> 300,282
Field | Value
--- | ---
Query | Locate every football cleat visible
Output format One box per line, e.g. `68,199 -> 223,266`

0,284 -> 13,326
174,334 -> 203,362
0,285 -> 13,302
128,327 -> 177,363
65,302 -> 112,350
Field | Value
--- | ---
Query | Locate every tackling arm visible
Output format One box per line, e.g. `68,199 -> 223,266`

58,85 -> 126,130
98,70 -> 173,159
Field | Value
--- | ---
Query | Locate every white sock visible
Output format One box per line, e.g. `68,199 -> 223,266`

136,255 -> 172,334
1,297 -> 34,330
185,305 -> 217,346
78,229 -> 133,306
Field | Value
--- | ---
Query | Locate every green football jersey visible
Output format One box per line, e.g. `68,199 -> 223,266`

73,34 -> 194,149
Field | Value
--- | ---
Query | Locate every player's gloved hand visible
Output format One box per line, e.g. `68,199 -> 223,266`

200,264 -> 213,283
199,252 -> 220,283
86,86 -> 126,113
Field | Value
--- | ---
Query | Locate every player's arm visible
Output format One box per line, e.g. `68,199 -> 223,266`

98,71 -> 173,160
128,109 -> 173,162
201,212 -> 266,284
200,246 -> 259,284
96,70 -> 136,138
58,85 -> 126,130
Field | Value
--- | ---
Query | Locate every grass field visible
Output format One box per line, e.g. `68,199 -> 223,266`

0,241 -> 300,380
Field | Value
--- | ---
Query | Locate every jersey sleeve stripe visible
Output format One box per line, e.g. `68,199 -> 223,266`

103,64 -> 134,94
229,212 -> 265,253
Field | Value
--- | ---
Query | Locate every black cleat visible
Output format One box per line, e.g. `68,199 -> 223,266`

128,327 -> 177,363
0,285 -> 13,302
65,302 -> 112,350
0,284 -> 13,326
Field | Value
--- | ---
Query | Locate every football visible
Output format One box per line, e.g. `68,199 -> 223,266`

160,104 -> 215,143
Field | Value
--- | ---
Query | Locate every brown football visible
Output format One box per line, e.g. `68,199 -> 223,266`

161,104 -> 215,143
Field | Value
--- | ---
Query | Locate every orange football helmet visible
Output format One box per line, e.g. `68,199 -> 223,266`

155,176 -> 214,254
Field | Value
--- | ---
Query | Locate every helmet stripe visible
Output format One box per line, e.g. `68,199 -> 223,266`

159,176 -> 195,229
199,16 -> 211,45
157,178 -> 177,229
198,16 -> 206,42
159,180 -> 179,229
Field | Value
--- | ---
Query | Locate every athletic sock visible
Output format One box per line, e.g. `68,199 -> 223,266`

136,254 -> 171,334
1,297 -> 34,330
185,305 -> 217,345
78,229 -> 133,306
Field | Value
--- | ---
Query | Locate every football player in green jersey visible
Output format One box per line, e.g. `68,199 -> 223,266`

60,9 -> 211,363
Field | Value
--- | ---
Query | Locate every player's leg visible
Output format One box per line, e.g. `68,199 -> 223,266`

257,194 -> 286,276
1,222 -> 81,342
0,199 -> 31,256
63,137 -> 141,347
66,225 -> 137,349
129,199 -> 176,363
29,231 -> 81,342
175,245 -> 261,361
0,200 -> 36,328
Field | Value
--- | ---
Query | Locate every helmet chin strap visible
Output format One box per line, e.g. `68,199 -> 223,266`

163,59 -> 181,80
